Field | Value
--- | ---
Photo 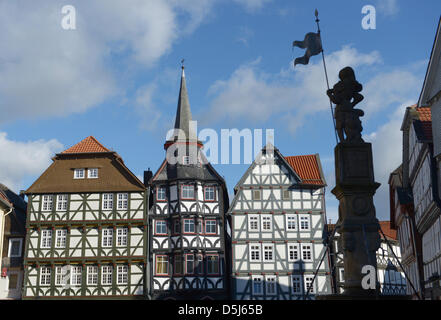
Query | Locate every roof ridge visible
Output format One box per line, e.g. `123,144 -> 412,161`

62,136 -> 110,154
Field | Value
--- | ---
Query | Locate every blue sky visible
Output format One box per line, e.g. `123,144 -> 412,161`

0,0 -> 440,222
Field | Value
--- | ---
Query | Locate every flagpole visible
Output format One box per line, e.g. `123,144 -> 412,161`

315,9 -> 339,144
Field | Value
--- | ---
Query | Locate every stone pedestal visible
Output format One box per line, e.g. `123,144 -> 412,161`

332,142 -> 381,297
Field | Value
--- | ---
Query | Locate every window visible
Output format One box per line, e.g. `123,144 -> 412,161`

252,276 -> 263,295
183,219 -> 195,234
57,194 -> 68,211
253,190 -> 261,200
299,215 -> 310,231
263,244 -> 274,261
292,275 -> 302,294
87,266 -> 98,285
116,227 -> 128,246
286,215 -> 297,231
102,266 -> 113,285
173,220 -> 180,235
261,216 -> 272,231
40,267 -> 51,286
301,244 -> 312,262
41,229 -> 52,249
204,186 -> 216,201
196,255 -> 203,274
42,195 -> 53,211
183,156 -> 190,165
207,255 -> 219,274
186,255 -> 195,274
117,265 -> 128,285
117,193 -> 128,210
174,255 -> 183,275
55,266 -> 66,286
181,185 -> 195,200
205,220 -> 216,234
266,276 -> 277,295
157,187 -> 166,201
249,216 -> 259,231
156,256 -> 168,275
102,193 -> 113,210
74,168 -> 85,179
155,220 -> 167,235
102,228 -> 113,247
288,244 -> 299,261
8,238 -> 22,257
250,244 -> 261,261
282,189 -> 290,200
88,168 -> 98,178
305,275 -> 315,293
71,266 -> 82,286
55,229 -> 67,248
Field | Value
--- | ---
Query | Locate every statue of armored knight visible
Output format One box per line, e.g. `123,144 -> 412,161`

327,67 -> 365,143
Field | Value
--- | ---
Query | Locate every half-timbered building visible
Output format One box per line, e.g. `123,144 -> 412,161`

328,221 -> 407,296
147,67 -> 230,300
22,136 -> 147,299
230,146 -> 332,300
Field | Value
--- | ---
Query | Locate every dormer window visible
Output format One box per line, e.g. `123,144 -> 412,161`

74,169 -> 85,179
88,168 -> 98,178
183,156 -> 190,165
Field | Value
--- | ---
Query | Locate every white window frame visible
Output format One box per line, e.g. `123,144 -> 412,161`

263,244 -> 274,262
286,214 -> 297,231
8,238 -> 23,258
288,244 -> 300,262
301,243 -> 313,262
117,265 -> 128,285
183,156 -> 190,165
101,266 -> 113,285
155,220 -> 167,235
299,214 -> 311,231
157,187 -> 166,201
181,185 -> 195,200
41,229 -> 52,249
266,276 -> 277,295
42,195 -> 53,211
40,267 -> 51,286
252,276 -> 263,295
116,227 -> 128,246
70,266 -> 82,287
56,194 -> 68,211
55,229 -> 67,248
248,215 -> 259,231
102,193 -> 113,210
55,266 -> 66,286
117,193 -> 128,210
205,219 -> 217,234
292,275 -> 302,294
304,275 -> 315,293
87,266 -> 98,286
261,215 -> 272,232
102,228 -> 114,247
204,186 -> 216,201
74,168 -> 85,179
249,243 -> 261,262
87,168 -> 98,179
183,219 -> 195,234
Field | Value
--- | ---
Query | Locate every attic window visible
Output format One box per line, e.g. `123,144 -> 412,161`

183,156 -> 190,165
74,168 -> 85,179
88,168 -> 98,178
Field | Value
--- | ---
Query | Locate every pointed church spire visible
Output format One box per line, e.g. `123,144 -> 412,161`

172,64 -> 197,142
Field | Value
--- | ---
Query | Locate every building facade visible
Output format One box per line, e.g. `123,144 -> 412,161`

328,221 -> 407,296
147,67 -> 231,300
22,136 -> 147,299
230,146 -> 332,300
0,184 -> 27,299
417,17 -> 441,300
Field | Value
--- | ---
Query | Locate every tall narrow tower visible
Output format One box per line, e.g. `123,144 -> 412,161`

147,66 -> 231,300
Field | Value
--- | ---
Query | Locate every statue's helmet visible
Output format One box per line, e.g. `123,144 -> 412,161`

338,66 -> 355,81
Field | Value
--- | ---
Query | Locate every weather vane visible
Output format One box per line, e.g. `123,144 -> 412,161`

181,58 -> 185,68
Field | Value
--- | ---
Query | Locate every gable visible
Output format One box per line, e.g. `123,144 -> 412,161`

25,154 -> 145,194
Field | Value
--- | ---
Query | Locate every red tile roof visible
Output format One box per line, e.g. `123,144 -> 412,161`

416,107 -> 431,121
62,136 -> 110,154
414,107 -> 432,141
284,155 -> 325,186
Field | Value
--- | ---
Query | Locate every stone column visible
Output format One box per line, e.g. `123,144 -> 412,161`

332,142 -> 381,297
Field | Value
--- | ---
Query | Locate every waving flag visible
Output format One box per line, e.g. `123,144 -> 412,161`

292,32 -> 323,66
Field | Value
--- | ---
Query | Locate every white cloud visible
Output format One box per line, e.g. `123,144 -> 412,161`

0,132 -> 63,192
202,46 -> 381,128
0,0 -> 216,124
375,0 -> 399,16
135,83 -> 162,131
232,0 -> 273,12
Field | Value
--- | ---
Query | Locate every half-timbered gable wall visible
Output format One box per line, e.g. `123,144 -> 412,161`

231,148 -> 332,300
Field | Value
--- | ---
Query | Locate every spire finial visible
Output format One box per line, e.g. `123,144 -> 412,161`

181,59 -> 185,77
